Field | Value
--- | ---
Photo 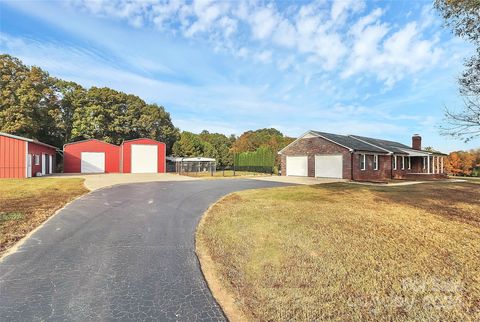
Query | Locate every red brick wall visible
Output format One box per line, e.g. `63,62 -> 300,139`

280,136 -> 352,179
352,153 -> 391,181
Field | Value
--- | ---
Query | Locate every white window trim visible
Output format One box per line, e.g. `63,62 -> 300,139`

34,155 -> 40,166
393,155 -> 397,170
373,154 -> 378,170
360,154 -> 366,171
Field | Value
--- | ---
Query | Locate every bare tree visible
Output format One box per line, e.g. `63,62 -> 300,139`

435,0 -> 480,142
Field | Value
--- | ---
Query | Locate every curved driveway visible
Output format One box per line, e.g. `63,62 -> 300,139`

0,179 -> 291,321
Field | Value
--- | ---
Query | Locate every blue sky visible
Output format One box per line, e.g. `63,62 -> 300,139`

0,0 -> 477,152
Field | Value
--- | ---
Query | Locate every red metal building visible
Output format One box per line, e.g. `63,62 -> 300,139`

121,138 -> 166,173
0,132 -> 57,178
63,138 -> 166,174
63,139 -> 121,173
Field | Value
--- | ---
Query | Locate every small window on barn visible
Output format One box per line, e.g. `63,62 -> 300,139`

360,154 -> 366,170
393,156 -> 397,170
401,156 -> 405,170
34,155 -> 40,165
373,155 -> 378,170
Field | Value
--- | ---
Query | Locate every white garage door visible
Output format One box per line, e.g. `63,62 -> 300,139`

315,155 -> 343,178
286,156 -> 308,176
81,152 -> 105,173
131,144 -> 158,173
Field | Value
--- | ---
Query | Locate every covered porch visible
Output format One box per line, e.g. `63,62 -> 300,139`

399,148 -> 447,177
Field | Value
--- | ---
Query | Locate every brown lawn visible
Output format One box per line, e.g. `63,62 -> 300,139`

0,178 -> 88,256
197,181 -> 480,321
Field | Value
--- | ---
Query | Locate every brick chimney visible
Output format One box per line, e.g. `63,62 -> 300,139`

412,134 -> 421,150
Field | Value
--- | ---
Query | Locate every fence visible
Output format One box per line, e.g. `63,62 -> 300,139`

234,148 -> 275,174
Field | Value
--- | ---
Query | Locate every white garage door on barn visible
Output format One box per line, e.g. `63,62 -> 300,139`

286,156 -> 308,176
81,152 -> 105,173
131,144 -> 158,173
315,154 -> 343,178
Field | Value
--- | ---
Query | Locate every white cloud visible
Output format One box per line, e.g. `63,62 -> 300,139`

249,5 -> 279,40
65,0 -> 449,87
255,50 -> 272,63
331,0 -> 365,22
342,10 -> 442,87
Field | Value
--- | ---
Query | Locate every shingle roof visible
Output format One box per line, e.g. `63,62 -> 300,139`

349,135 -> 409,154
311,131 -> 388,153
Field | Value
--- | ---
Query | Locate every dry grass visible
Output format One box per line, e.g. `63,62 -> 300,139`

197,182 -> 480,321
0,178 -> 88,255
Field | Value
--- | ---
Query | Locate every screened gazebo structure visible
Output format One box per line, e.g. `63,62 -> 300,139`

166,156 -> 216,175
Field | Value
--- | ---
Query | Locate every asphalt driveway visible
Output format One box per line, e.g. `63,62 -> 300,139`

0,179 -> 291,321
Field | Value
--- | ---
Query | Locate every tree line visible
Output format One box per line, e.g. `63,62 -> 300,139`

445,149 -> 480,176
172,128 -> 294,168
0,54 -> 179,152
1,54 -> 294,167
1,54 -> 179,152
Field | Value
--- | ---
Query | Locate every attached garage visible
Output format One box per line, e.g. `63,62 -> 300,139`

286,156 -> 308,176
64,139 -> 120,173
315,154 -> 343,178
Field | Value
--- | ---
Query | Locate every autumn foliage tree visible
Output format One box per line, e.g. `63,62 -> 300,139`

445,150 -> 476,176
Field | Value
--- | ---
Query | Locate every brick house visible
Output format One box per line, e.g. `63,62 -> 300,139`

279,131 -> 447,181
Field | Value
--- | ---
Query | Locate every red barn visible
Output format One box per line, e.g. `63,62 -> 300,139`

121,138 -> 166,173
63,138 -> 166,174
63,139 -> 121,173
0,132 -> 57,178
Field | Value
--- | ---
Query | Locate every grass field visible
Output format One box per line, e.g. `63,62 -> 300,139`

0,178 -> 88,255
451,176 -> 480,184
197,182 -> 480,321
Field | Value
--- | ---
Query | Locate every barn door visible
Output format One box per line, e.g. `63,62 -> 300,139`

27,154 -> 32,178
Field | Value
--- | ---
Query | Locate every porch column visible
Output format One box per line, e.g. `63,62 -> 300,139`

427,155 -> 430,174
441,157 -> 444,173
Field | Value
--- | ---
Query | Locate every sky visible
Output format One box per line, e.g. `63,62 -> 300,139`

0,0 -> 478,152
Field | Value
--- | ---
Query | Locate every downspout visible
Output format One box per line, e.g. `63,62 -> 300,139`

390,154 -> 394,180
350,151 -> 354,181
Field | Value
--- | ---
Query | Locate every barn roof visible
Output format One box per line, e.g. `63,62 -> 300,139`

0,132 -> 58,150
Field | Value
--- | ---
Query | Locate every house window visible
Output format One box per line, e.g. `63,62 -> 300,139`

407,157 -> 411,170
360,154 -> 366,170
393,156 -> 397,170
373,155 -> 378,170
34,155 -> 40,165
401,156 -> 405,170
